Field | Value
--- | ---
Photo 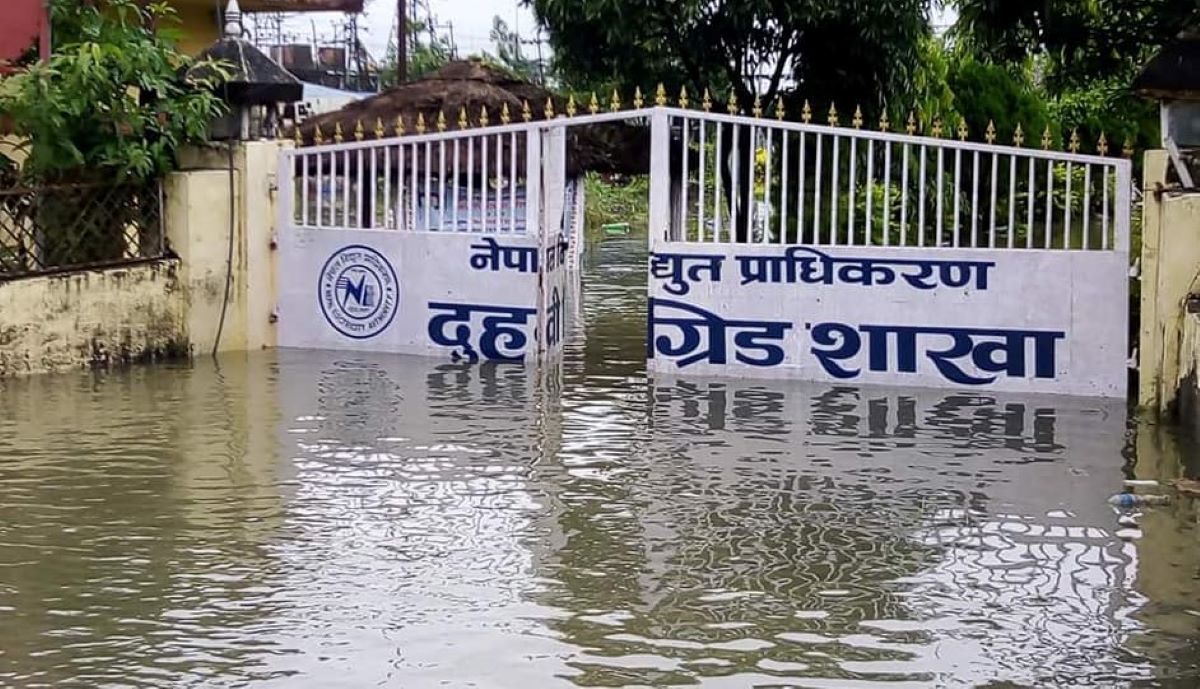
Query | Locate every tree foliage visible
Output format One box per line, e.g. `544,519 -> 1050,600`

0,0 -> 226,183
381,18 -> 454,86
479,17 -> 548,85
526,0 -> 931,111
950,0 -> 1197,92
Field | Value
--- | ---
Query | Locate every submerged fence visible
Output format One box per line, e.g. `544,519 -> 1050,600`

661,108 -> 1131,252
0,182 -> 165,279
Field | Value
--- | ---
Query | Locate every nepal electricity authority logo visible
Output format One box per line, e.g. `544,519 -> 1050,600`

318,245 -> 399,339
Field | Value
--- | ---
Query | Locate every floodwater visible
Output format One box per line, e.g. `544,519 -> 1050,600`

2,231 -> 1200,688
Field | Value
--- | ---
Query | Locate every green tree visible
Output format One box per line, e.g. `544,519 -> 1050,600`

0,0 -> 225,183
381,18 -> 454,86
527,0 -> 931,113
482,17 -> 546,85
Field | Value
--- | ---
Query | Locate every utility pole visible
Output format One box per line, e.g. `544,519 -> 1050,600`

397,0 -> 407,84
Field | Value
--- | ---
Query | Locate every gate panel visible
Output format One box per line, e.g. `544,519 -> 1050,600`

646,108 -> 1131,398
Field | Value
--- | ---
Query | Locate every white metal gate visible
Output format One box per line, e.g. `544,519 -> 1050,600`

275,103 -> 1131,398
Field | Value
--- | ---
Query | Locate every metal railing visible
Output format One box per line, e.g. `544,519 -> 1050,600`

0,181 -> 165,279
282,110 -> 650,237
658,108 -> 1132,252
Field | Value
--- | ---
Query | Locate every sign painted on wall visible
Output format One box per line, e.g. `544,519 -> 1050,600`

646,242 -> 1128,398
318,244 -> 400,339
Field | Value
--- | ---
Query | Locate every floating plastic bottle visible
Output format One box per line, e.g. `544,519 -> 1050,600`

1108,493 -> 1171,508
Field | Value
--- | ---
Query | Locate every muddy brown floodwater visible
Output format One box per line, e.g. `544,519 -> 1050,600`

1,231 -> 1199,687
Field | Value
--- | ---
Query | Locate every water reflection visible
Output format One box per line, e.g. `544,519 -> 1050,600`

0,231 -> 1195,686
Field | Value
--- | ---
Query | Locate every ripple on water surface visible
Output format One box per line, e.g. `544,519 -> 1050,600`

0,232 -> 1197,687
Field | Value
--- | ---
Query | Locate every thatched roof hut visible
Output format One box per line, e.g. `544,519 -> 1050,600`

292,59 -> 649,175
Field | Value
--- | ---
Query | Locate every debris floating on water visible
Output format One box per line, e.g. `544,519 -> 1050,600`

1108,493 -> 1171,508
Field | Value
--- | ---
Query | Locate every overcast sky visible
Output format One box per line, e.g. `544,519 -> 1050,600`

266,1 -> 955,68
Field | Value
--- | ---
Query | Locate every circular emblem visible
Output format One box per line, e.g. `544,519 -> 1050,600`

318,244 -> 399,339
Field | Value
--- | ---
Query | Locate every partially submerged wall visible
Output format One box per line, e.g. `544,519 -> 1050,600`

0,260 -> 187,376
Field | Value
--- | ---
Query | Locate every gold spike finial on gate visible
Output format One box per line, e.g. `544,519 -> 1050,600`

852,105 -> 864,129
354,119 -> 364,141
416,113 -> 427,134
1122,136 -> 1135,159
589,92 -> 600,115
774,98 -> 785,120
522,99 -> 532,122
609,89 -> 621,113
655,83 -> 668,107
566,94 -> 578,117
727,90 -> 739,115
702,88 -> 713,112
394,115 -> 405,136
679,86 -> 690,109
634,87 -> 645,109
544,97 -> 556,119
1013,123 -> 1025,147
501,103 -> 511,125
827,103 -> 839,127
1041,124 -> 1053,150
752,94 -> 763,118
801,100 -> 812,123
437,110 -> 447,132
480,105 -> 490,127
314,122 -> 324,144
957,117 -> 968,141
334,121 -> 344,143
458,106 -> 469,129
374,117 -> 384,140
905,111 -> 917,135
1068,128 -> 1081,153
931,117 -> 943,138
879,112 -> 890,132
1097,132 -> 1109,156
985,119 -> 997,144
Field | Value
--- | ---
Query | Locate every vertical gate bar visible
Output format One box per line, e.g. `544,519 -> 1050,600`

747,124 -> 758,242
356,149 -> 364,227
952,147 -> 961,247
453,139 -> 461,231
899,141 -> 908,246
1102,165 -> 1110,250
917,145 -> 926,247
970,151 -> 979,247
830,134 -> 840,245
424,141 -> 432,231
865,139 -> 874,246
509,131 -> 517,233
780,130 -> 789,244
699,120 -> 707,242
382,145 -> 391,229
883,141 -> 892,246
848,136 -> 857,245
714,123 -> 723,242
731,124 -> 740,242
813,133 -> 823,244
525,128 -> 542,236
495,133 -> 503,233
342,150 -> 350,227
481,135 -> 489,233
1026,156 -> 1035,249
763,127 -> 773,243
649,111 -> 671,242
681,116 -> 690,239
989,152 -> 998,248
1044,158 -> 1053,249
935,146 -> 943,246
370,146 -> 378,227
797,131 -> 807,244
301,152 -> 310,227
466,136 -> 475,231
439,140 -> 449,230
1064,161 -> 1073,249
1008,153 -> 1017,249
1083,164 -> 1092,249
